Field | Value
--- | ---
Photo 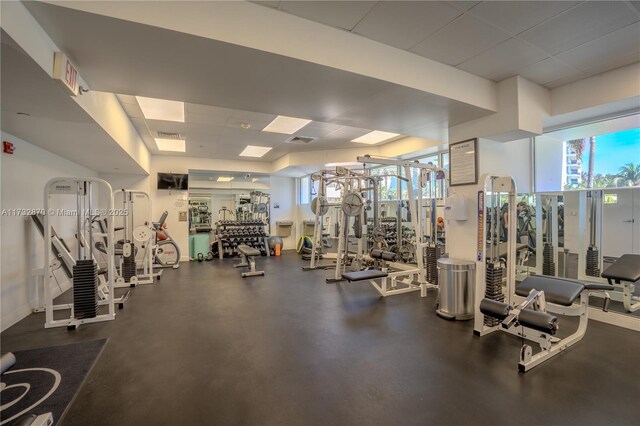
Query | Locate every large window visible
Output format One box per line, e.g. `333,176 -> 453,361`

370,165 -> 399,201
536,114 -> 640,191
300,176 -> 310,204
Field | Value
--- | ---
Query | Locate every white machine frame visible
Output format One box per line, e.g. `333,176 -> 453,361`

42,177 -> 117,329
112,189 -> 160,287
357,155 -> 449,297
473,175 -> 613,371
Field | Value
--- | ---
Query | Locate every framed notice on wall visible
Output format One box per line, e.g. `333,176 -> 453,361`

449,138 -> 478,186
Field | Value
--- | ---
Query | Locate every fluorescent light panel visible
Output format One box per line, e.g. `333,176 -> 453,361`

351,130 -> 400,145
136,96 -> 185,122
239,145 -> 272,157
155,138 -> 185,152
217,176 -> 234,182
262,115 -> 312,134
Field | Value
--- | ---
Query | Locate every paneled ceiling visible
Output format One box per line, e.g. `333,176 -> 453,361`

255,1 -> 640,88
117,94 -> 403,161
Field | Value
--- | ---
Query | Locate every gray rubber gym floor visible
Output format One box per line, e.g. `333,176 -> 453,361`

2,251 -> 638,426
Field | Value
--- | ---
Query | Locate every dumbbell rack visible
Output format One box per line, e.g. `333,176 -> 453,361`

215,220 -> 270,259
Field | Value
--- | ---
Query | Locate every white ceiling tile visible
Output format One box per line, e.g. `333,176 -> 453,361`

470,1 -> 580,35
219,126 -> 286,146
251,1 -> 280,8
230,109 -> 277,123
446,1 -> 481,11
296,121 -> 343,138
457,38 -> 549,81
225,117 -> 272,131
353,1 -> 463,50
185,103 -> 233,116
520,1 -> 640,55
517,58 -> 583,85
555,22 -> 640,74
187,111 -> 228,126
278,1 -> 377,31
323,126 -> 371,141
412,14 -> 511,66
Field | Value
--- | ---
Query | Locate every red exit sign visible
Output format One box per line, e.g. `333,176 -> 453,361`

3,141 -> 14,154
53,52 -> 79,96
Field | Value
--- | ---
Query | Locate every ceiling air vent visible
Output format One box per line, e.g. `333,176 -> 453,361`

156,131 -> 183,139
285,135 -> 318,144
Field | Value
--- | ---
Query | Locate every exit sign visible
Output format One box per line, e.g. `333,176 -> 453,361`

53,52 -> 79,96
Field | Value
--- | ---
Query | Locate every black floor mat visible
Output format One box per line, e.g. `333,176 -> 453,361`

1,339 -> 107,425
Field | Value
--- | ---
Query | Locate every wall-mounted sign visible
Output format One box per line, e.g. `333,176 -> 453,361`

3,141 -> 14,154
449,138 -> 478,186
178,211 -> 188,222
53,52 -> 79,96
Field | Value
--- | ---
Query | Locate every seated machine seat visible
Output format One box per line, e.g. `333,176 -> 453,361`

516,275 -> 586,306
601,254 -> 640,283
238,244 -> 261,257
342,269 -> 389,282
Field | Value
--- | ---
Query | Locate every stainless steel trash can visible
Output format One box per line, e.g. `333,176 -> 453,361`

436,258 -> 476,320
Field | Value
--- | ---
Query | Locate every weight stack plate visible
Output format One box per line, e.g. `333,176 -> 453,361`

73,260 -> 98,319
484,263 -> 504,327
542,244 -> 556,276
425,245 -> 441,285
122,254 -> 137,283
585,246 -> 600,277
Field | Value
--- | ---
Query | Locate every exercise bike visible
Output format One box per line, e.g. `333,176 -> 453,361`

153,211 -> 181,268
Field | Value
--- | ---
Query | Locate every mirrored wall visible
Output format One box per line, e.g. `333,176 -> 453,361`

513,188 -> 639,319
188,170 -> 271,259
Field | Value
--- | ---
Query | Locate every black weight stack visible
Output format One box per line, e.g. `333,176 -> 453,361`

73,259 -> 98,319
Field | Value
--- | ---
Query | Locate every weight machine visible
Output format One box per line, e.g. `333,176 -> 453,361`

40,177 -> 117,330
473,175 -> 613,371
357,155 -> 449,291
305,167 -> 372,277
110,189 -> 159,286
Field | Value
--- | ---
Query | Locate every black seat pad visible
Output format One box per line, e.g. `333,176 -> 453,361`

601,254 -> 640,283
516,275 -> 585,306
583,283 -> 615,291
342,269 -> 389,282
238,244 -> 260,257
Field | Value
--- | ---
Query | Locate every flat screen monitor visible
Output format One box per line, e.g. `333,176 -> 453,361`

157,173 -> 188,190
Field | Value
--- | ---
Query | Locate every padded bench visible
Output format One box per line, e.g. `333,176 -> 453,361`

234,244 -> 264,278
601,254 -> 640,312
341,269 -> 389,282
515,275 -> 614,306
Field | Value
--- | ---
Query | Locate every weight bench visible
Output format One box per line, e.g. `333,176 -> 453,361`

340,249 -> 422,297
601,254 -> 640,313
479,275 -> 613,372
234,244 -> 264,278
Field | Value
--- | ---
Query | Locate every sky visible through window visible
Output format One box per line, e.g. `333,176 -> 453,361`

590,128 -> 640,174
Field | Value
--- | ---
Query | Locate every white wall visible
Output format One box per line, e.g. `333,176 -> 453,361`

269,176 -> 296,250
1,133 -> 98,331
534,134 -> 565,192
478,137 -> 532,193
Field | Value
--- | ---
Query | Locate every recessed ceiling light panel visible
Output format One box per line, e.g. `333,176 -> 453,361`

136,96 -> 185,122
155,138 -> 185,152
262,115 -> 312,134
217,176 -> 234,182
351,130 -> 400,145
239,145 -> 272,157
